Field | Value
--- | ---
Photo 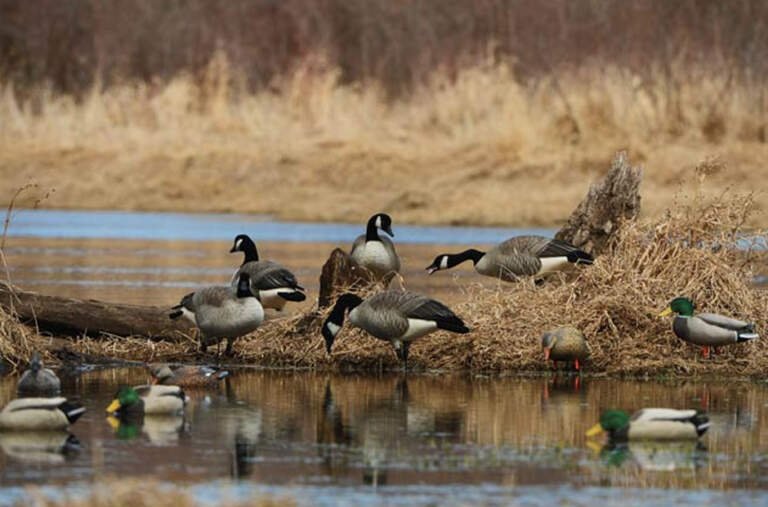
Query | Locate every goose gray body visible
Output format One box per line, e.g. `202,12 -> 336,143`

17,354 -> 61,395
0,397 -> 85,431
672,314 -> 757,346
350,235 -> 401,279
231,260 -> 305,311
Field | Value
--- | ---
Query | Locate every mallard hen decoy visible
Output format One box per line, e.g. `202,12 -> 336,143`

586,408 -> 710,441
17,353 -> 61,395
350,213 -> 401,280
106,385 -> 186,416
541,326 -> 590,371
658,297 -> 758,358
148,363 -> 229,387
0,397 -> 85,431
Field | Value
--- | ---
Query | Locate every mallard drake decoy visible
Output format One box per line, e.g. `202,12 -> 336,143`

169,272 -> 264,356
0,397 -> 85,431
322,289 -> 469,368
229,234 -> 306,311
541,326 -> 590,371
350,213 -> 401,280
425,235 -> 593,281
586,408 -> 710,441
148,363 -> 229,387
106,385 -> 186,416
17,353 -> 61,395
658,297 -> 759,358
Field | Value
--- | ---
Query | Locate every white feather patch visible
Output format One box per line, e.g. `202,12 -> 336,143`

536,256 -> 571,276
440,256 -> 448,269
326,322 -> 342,337
402,319 -> 438,341
258,288 -> 292,311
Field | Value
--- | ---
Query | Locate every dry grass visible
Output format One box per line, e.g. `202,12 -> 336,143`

0,59 -> 766,227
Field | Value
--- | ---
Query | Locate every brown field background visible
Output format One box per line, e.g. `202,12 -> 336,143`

1,0 -> 767,226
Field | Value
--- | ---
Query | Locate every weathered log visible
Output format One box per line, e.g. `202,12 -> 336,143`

556,150 -> 642,256
0,282 -> 193,340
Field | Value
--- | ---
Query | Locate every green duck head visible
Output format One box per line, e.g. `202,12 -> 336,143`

658,297 -> 696,318
106,386 -> 142,414
586,409 -> 630,438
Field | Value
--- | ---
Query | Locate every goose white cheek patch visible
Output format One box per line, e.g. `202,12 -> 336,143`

326,322 -> 341,337
440,256 -> 448,269
375,216 -> 382,228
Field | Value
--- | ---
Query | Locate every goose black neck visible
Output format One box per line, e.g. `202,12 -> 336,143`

452,249 -> 485,266
236,275 -> 254,298
365,217 -> 381,242
241,238 -> 259,264
329,293 -> 363,325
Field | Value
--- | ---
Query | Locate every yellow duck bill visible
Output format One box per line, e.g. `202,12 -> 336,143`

105,399 -> 121,414
585,423 -> 604,437
658,307 -> 674,317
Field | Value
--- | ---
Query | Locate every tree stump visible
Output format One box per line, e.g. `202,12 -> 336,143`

556,151 -> 642,256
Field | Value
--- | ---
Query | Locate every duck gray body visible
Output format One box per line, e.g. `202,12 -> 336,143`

672,314 -> 757,346
350,235 -> 401,279
17,354 -> 60,396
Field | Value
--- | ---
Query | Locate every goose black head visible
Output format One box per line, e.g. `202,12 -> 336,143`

322,293 -> 363,354
369,213 -> 394,237
29,352 -> 42,373
425,254 -> 450,275
230,234 -> 259,262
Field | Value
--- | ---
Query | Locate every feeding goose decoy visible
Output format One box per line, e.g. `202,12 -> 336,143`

658,297 -> 759,358
0,397 -> 85,431
169,272 -> 264,356
425,235 -> 593,282
349,213 -> 401,281
229,234 -> 306,311
322,289 -> 470,369
586,408 -> 710,441
106,385 -> 186,417
541,326 -> 590,371
148,363 -> 229,388
17,353 -> 61,396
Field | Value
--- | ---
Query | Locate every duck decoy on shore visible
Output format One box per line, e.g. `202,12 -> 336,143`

17,353 -> 61,396
0,398 -> 85,431
425,235 -> 593,282
149,363 -> 229,388
169,272 -> 264,356
586,408 -> 710,441
541,326 -> 591,371
106,385 -> 186,417
349,213 -> 401,281
322,289 -> 469,369
229,234 -> 306,311
658,297 -> 759,358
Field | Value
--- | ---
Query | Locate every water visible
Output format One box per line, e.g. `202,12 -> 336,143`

1,370 -> 768,505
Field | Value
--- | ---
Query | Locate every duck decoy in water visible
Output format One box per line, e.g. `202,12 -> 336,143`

0,397 -> 85,431
106,385 -> 186,417
349,213 -> 401,281
17,353 -> 61,396
586,408 -> 710,441
426,235 -> 592,282
322,289 -> 469,369
229,234 -> 306,311
169,272 -> 264,356
658,297 -> 758,358
541,326 -> 590,371
148,363 -> 229,388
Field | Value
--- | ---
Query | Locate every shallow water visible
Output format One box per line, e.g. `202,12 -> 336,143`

1,370 -> 768,505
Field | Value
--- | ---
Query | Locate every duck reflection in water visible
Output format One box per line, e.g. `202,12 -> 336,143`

0,431 -> 80,464
106,414 -> 185,445
542,373 -> 588,403
595,440 -> 708,471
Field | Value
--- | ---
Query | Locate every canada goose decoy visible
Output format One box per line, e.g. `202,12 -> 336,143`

17,353 -> 61,395
169,272 -> 264,356
541,326 -> 590,371
350,213 -> 401,280
149,363 -> 229,388
426,235 -> 593,282
229,234 -> 306,311
0,398 -> 85,431
322,290 -> 470,369
586,408 -> 710,441
658,297 -> 759,358
106,385 -> 186,417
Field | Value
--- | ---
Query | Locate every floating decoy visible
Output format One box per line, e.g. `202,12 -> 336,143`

322,289 -> 469,368
169,272 -> 264,356
658,297 -> 758,358
541,326 -> 590,371
586,408 -> 710,441
148,363 -> 229,387
426,235 -> 593,281
17,353 -> 61,395
0,398 -> 85,431
350,213 -> 401,280
229,234 -> 306,311
106,385 -> 186,417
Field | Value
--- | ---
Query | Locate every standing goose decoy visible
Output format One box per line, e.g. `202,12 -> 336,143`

106,385 -> 186,417
17,353 -> 61,396
425,235 -> 593,282
541,326 -> 591,371
349,213 -> 401,280
0,397 -> 85,431
658,297 -> 759,358
321,290 -> 470,369
148,363 -> 229,388
586,408 -> 710,441
229,234 -> 306,311
169,272 -> 264,356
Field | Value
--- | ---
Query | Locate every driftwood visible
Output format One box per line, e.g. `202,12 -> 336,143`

556,151 -> 642,256
0,282 -> 192,340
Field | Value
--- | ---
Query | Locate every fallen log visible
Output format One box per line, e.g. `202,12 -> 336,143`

0,282 -> 193,341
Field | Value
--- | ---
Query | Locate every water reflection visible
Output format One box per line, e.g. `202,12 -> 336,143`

0,432 -> 80,464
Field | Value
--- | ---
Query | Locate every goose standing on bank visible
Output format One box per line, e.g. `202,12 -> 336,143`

169,272 -> 264,356
322,290 -> 470,369
229,234 -> 306,311
658,296 -> 759,358
17,353 -> 61,396
350,213 -> 401,280
0,397 -> 85,431
426,235 -> 593,282
586,408 -> 710,441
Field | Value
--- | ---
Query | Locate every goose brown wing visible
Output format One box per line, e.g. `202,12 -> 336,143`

250,262 -> 303,290
390,291 -> 468,332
